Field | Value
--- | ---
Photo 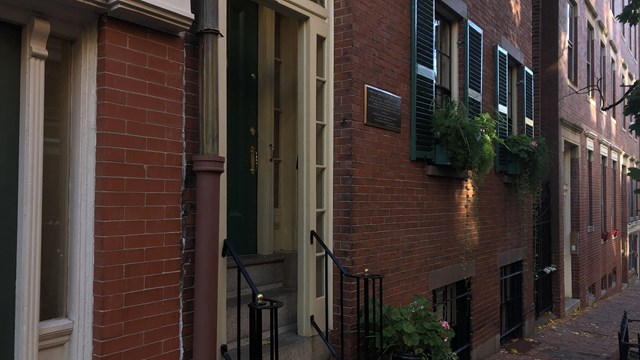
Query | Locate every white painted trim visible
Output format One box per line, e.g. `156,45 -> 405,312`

66,24 -> 96,360
75,0 -> 193,34
15,16 -> 50,360
39,319 -> 73,351
107,0 -> 193,34
587,137 -> 594,151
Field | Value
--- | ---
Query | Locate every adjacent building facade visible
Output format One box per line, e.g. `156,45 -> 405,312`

334,0 -> 539,358
0,0 -> 192,359
537,0 -> 640,318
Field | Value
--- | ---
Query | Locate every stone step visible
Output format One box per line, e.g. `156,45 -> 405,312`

226,253 -> 286,295
223,330 -> 331,360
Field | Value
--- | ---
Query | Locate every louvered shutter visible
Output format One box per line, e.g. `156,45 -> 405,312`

465,20 -> 483,120
495,45 -> 510,172
410,0 -> 436,160
523,66 -> 534,137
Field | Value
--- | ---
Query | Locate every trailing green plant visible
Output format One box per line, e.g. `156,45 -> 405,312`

504,134 -> 549,198
432,99 -> 499,181
380,296 -> 458,360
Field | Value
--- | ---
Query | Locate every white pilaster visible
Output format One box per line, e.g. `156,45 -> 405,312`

66,25 -> 97,360
15,17 -> 50,360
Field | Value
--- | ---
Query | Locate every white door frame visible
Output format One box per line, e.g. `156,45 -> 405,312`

562,145 -> 573,299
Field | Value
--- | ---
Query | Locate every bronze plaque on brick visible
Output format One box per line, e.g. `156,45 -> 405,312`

364,85 -> 401,132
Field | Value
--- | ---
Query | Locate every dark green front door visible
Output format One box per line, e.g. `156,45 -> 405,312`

228,0 -> 259,254
0,20 -> 21,359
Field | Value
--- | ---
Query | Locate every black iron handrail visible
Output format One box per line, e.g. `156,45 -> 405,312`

309,230 -> 384,360
221,239 -> 284,360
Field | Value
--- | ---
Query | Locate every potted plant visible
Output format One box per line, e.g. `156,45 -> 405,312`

432,99 -> 499,181
504,133 -> 549,197
381,296 -> 457,360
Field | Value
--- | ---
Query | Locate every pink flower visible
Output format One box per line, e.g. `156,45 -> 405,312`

440,321 -> 451,342
530,140 -> 538,148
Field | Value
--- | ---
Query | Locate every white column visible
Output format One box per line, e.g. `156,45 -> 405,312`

15,17 -> 50,360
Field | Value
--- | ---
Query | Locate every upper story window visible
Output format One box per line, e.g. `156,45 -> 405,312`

587,24 -> 595,99
624,73 -> 629,130
435,14 -> 452,107
623,0 -> 628,39
600,41 -> 607,107
410,0 -> 483,163
567,1 -> 578,84
611,57 -> 617,119
494,44 -> 535,172
634,26 -> 638,59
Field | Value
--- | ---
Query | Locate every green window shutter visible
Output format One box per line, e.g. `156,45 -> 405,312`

495,45 -> 510,172
523,66 -> 534,137
411,0 -> 436,160
465,20 -> 483,120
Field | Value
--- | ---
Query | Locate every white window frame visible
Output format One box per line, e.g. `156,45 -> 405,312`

12,16 -> 95,360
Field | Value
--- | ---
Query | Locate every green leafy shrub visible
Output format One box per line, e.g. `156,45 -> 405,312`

432,99 -> 498,181
381,296 -> 457,360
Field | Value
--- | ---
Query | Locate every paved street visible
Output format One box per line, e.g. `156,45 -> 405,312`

488,279 -> 640,359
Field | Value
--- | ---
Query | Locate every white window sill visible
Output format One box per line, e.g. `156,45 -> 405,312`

39,318 -> 73,350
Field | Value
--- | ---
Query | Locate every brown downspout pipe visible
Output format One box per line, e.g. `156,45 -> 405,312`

193,0 -> 224,357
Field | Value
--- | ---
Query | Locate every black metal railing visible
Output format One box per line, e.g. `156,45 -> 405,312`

220,239 -> 284,360
534,183 -> 553,317
220,344 -> 233,360
309,230 -> 384,360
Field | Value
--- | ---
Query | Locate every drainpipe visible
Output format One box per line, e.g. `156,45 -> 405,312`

193,0 -> 224,358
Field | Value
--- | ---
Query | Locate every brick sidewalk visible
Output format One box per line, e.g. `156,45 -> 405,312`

487,279 -> 640,359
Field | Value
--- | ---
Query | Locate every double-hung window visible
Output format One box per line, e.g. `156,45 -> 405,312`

567,1 -> 577,84
611,56 -> 617,119
494,46 -> 534,172
600,41 -> 607,107
587,24 -> 595,99
435,13 -> 452,107
624,73 -> 629,130
410,0 -> 483,163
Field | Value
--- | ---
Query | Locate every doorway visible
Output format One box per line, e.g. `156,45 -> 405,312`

225,0 -> 332,337
227,0 -> 299,256
562,144 -> 575,299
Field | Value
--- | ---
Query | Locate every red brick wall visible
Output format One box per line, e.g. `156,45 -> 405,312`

334,0 -> 535,356
94,16 -> 185,359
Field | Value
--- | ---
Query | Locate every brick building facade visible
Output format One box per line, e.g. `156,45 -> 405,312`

0,1 -> 191,359
334,0 -> 539,358
536,0 -> 640,318
2,0 -> 639,359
